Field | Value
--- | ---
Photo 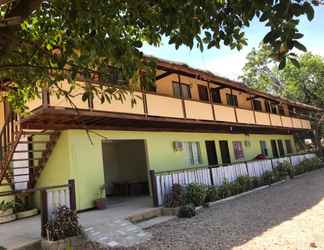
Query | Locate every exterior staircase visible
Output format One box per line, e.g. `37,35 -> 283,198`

0,111 -> 60,190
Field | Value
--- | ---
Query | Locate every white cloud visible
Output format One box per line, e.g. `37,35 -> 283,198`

201,51 -> 249,80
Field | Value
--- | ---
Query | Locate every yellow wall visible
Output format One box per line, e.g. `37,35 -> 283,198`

34,129 -> 296,210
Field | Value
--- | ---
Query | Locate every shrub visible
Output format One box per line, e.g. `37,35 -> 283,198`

276,161 -> 291,179
205,187 -> 219,203
296,157 -> 321,173
177,204 -> 196,218
287,164 -> 296,178
236,176 -> 251,192
0,200 -> 14,211
218,179 -> 232,199
44,206 -> 82,241
250,176 -> 260,189
165,184 -> 186,208
261,171 -> 274,185
185,183 -> 208,206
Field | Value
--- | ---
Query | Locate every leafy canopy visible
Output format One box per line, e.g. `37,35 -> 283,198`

0,0 -> 321,112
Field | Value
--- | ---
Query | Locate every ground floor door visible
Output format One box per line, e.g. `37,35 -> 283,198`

205,140 -> 218,165
102,140 -> 149,197
271,140 -> 279,158
219,140 -> 231,164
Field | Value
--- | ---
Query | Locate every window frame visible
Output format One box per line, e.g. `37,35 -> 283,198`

253,99 -> 262,112
232,141 -> 244,160
259,140 -> 268,156
172,81 -> 192,99
197,84 -> 209,102
210,88 -> 221,103
226,93 -> 238,107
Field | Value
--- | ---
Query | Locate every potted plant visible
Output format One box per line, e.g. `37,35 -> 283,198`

15,194 -> 39,219
94,184 -> 107,209
42,205 -> 84,250
0,200 -> 16,224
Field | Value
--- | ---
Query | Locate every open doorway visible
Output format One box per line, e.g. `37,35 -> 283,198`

102,140 -> 150,199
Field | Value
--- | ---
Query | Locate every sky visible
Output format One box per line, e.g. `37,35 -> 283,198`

141,7 -> 324,80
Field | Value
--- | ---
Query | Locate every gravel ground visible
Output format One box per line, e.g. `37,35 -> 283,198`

137,169 -> 324,250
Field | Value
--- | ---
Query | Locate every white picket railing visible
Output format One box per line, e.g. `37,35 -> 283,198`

152,153 -> 317,206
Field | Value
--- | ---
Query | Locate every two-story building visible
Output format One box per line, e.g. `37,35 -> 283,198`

0,57 -> 320,210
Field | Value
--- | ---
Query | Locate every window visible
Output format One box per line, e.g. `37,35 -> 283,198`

198,85 -> 209,101
270,103 -> 278,114
253,100 -> 262,112
210,88 -> 221,103
271,140 -> 279,158
277,140 -> 285,156
285,140 -> 293,154
233,141 -> 244,160
172,81 -> 191,99
278,105 -> 285,115
260,141 -> 268,156
226,94 -> 238,107
184,142 -> 202,165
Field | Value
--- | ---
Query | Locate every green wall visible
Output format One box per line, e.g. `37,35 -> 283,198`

35,129 -> 296,210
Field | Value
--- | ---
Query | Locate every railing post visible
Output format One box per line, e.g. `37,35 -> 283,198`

42,88 -> 49,108
209,166 -> 214,186
68,179 -> 76,211
41,189 -> 48,238
270,158 -> 274,171
244,161 -> 250,177
149,170 -> 159,207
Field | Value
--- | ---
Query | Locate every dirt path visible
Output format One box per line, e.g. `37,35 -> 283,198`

138,169 -> 324,250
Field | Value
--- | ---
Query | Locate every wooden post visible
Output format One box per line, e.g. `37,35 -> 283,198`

177,74 -> 187,119
68,179 -> 76,211
230,88 -> 238,122
270,158 -> 274,171
207,81 -> 216,120
209,166 -> 214,186
40,189 -> 48,237
142,92 -> 148,118
245,161 -> 249,177
250,96 -> 257,124
149,170 -> 159,207
42,88 -> 49,108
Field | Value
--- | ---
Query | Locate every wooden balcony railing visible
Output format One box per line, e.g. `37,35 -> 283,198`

25,87 -> 312,130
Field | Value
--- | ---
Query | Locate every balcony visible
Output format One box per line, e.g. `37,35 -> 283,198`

24,87 -> 312,132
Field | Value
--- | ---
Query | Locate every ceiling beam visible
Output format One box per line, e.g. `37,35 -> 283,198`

155,71 -> 172,81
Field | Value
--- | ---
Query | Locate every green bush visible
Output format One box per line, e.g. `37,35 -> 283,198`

287,164 -> 296,178
205,187 -> 219,203
185,183 -> 208,206
177,204 -> 196,218
297,156 -> 321,173
261,171 -> 274,185
218,179 -> 233,199
236,175 -> 251,192
276,161 -> 291,179
165,184 -> 186,208
250,176 -> 260,189
0,200 -> 14,211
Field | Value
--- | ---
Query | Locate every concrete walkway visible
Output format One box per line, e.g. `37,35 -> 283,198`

0,196 -> 154,249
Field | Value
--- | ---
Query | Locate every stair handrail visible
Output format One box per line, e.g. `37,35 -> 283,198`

0,109 -> 22,185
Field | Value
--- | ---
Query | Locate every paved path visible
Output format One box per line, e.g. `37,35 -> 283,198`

138,169 -> 324,250
0,196 -> 153,249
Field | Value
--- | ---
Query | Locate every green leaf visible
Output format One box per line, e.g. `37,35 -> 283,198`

304,2 -> 315,21
293,41 -> 307,52
279,58 -> 286,70
289,57 -> 300,68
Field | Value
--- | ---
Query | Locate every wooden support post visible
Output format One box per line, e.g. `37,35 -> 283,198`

245,161 -> 249,177
142,92 -> 148,118
42,88 -> 49,108
177,74 -> 187,119
149,170 -> 159,207
250,96 -> 257,124
230,88 -> 238,122
207,81 -> 216,120
270,158 -> 274,171
209,166 -> 214,186
68,179 -> 76,211
40,189 -> 48,237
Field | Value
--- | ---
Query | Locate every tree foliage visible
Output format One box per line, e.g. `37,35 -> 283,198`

0,0 -> 322,112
